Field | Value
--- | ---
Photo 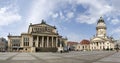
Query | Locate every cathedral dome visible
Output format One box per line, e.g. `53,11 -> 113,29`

96,17 -> 106,29
98,17 -> 104,23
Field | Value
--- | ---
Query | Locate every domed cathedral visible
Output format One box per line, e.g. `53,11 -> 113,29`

90,17 -> 115,51
96,17 -> 106,37
8,20 -> 67,52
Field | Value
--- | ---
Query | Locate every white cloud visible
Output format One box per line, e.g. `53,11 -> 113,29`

59,11 -> 65,20
52,13 -> 59,18
111,27 -> 120,39
76,15 -> 97,24
66,12 -> 74,19
111,19 -> 120,25
26,0 -> 61,24
75,0 -> 113,24
111,0 -> 120,11
22,0 -> 120,42
0,6 -> 21,26
0,7 -> 6,13
112,27 -> 120,34
14,0 -> 120,25
17,2 -> 120,29
26,0 -> 77,24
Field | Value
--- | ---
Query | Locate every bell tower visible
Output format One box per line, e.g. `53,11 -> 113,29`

96,17 -> 107,37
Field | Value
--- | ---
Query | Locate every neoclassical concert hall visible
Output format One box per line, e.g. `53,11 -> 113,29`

8,20 -> 67,52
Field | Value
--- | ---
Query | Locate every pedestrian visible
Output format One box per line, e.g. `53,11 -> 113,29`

116,48 -> 119,52
60,50 -> 62,53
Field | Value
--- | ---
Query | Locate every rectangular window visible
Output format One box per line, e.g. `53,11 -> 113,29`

23,37 -> 29,46
11,39 -> 20,47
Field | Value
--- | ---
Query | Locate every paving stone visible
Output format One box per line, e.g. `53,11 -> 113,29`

0,51 -> 117,63
0,57 -> 10,60
11,57 -> 37,60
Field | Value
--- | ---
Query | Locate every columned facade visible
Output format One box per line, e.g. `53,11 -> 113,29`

90,17 -> 115,51
8,20 -> 67,52
90,42 -> 105,50
31,36 -> 59,48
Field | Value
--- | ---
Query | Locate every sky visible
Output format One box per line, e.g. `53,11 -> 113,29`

0,0 -> 120,42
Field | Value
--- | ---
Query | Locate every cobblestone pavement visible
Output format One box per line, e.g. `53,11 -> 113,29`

0,51 -> 118,63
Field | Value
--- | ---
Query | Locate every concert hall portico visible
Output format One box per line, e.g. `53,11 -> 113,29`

8,20 -> 67,52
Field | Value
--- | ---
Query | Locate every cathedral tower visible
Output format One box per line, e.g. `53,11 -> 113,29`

96,17 -> 106,37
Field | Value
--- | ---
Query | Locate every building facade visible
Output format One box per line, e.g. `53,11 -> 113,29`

90,17 -> 115,51
0,37 -> 7,52
8,20 -> 67,52
67,41 -> 78,51
76,40 -> 90,51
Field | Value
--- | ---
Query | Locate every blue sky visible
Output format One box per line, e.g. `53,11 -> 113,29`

0,0 -> 120,42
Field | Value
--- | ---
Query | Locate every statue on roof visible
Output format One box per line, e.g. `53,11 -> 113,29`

8,33 -> 11,36
41,19 -> 46,24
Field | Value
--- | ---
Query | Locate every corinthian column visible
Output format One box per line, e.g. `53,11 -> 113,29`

47,37 -> 49,47
42,36 -> 44,47
52,36 -> 53,47
36,36 -> 39,47
56,37 -> 58,47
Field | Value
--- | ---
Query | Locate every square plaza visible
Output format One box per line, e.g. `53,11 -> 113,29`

0,51 -> 119,63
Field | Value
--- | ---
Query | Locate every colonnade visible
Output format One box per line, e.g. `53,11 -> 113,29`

91,42 -> 105,50
33,36 -> 59,48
